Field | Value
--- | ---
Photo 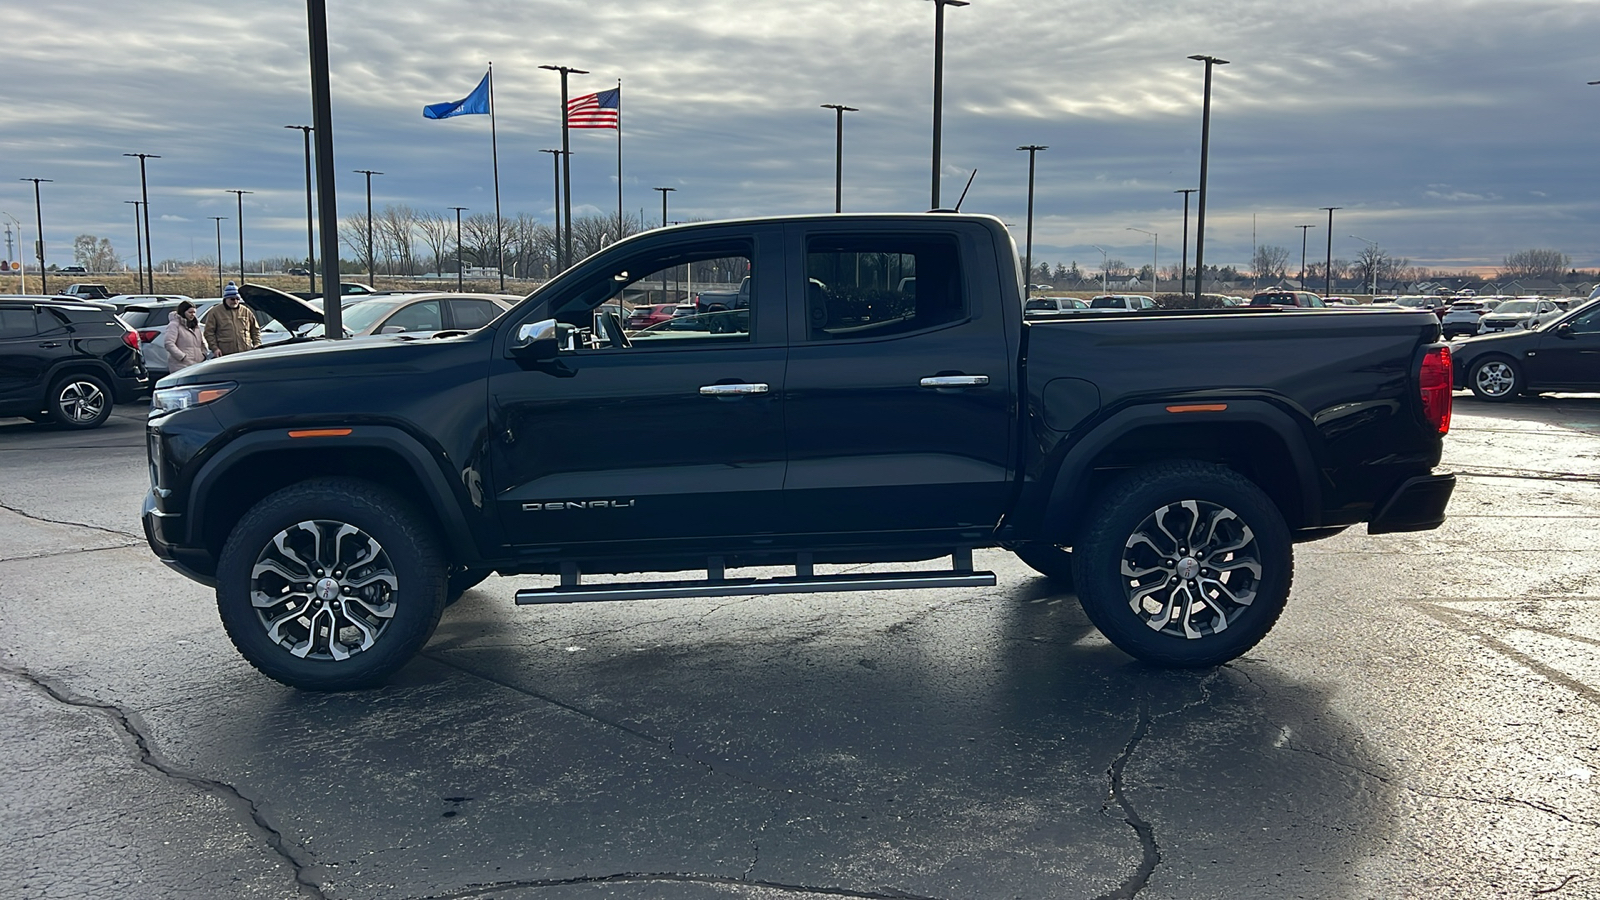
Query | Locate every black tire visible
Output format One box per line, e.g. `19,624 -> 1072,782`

1468,355 -> 1522,402
1012,543 -> 1075,588
1072,461 -> 1293,668
215,477 -> 447,691
446,567 -> 491,605
46,373 -> 113,429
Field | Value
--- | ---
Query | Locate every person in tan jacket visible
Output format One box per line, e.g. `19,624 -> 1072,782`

161,299 -> 208,372
203,282 -> 260,356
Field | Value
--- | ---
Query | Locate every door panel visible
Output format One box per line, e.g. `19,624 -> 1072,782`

488,228 -> 787,550
780,227 -> 1015,538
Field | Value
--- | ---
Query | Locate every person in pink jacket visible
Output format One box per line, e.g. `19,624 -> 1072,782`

162,300 -> 208,373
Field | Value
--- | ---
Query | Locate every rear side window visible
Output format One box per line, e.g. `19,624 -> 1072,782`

449,299 -> 500,330
805,234 -> 965,341
0,307 -> 36,338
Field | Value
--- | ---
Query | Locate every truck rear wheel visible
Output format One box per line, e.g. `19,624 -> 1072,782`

215,477 -> 447,691
1073,461 -> 1292,667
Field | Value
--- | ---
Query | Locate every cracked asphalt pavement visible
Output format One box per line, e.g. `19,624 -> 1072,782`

2,393 -> 1598,899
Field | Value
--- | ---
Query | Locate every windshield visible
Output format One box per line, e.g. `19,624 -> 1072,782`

1491,300 -> 1538,314
305,299 -> 395,337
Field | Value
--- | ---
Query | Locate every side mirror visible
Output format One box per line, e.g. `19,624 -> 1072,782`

1556,323 -> 1575,339
379,325 -> 406,334
294,322 -> 316,336
510,318 -> 567,360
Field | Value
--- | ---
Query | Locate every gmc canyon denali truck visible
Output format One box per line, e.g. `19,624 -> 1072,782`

142,213 -> 1455,691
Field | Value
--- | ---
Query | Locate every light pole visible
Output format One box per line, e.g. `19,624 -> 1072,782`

226,189 -> 253,279
539,149 -> 565,271
540,63 -> 588,270
124,201 -> 144,291
1174,188 -> 1196,295
285,125 -> 316,293
2,212 -> 27,293
821,104 -> 858,213
354,169 -> 383,286
1017,145 -> 1047,297
1294,224 -> 1315,287
123,153 -> 159,292
19,178 -> 51,294
1091,244 -> 1109,296
1322,207 -> 1341,296
654,186 -> 676,228
1351,234 -> 1379,298
1127,227 -> 1157,295
926,0 -> 968,209
209,216 -> 228,294
449,206 -> 468,291
1187,55 -> 1228,303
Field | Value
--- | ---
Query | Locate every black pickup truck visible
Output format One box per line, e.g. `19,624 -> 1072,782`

142,213 -> 1455,691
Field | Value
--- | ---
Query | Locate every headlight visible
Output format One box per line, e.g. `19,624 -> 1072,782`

150,382 -> 237,417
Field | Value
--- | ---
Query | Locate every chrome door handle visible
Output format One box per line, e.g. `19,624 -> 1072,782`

919,375 -> 989,388
699,383 -> 770,396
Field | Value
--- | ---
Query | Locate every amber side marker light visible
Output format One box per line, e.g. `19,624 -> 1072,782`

195,388 -> 232,404
287,428 -> 354,438
1166,403 -> 1228,413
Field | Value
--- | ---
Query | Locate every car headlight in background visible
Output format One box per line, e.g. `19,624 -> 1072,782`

149,382 -> 237,417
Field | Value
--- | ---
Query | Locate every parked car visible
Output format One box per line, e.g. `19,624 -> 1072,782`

1089,294 -> 1157,310
1454,298 -> 1600,400
625,303 -> 678,329
304,292 -> 515,338
125,289 -> 323,379
106,293 -> 192,314
1249,290 -> 1327,309
58,265 -> 89,275
1024,297 -> 1089,316
286,267 -> 311,277
1390,295 -> 1449,319
0,295 -> 150,427
144,212 -> 1453,691
59,283 -> 113,301
1440,300 -> 1493,339
1477,298 -> 1562,334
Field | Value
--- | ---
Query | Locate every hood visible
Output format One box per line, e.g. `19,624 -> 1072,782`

240,282 -> 323,330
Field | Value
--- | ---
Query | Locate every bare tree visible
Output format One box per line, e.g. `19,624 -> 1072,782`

72,234 -> 120,273
461,214 -> 500,270
374,205 -> 417,276
1252,244 -> 1290,282
338,214 -> 369,260
1500,248 -> 1570,281
416,210 -> 453,276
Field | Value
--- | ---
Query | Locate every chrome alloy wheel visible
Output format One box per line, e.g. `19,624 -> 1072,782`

249,520 -> 398,661
57,379 -> 106,424
1472,360 -> 1517,398
1120,499 -> 1263,639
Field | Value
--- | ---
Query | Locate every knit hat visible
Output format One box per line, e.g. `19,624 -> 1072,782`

223,282 -> 240,300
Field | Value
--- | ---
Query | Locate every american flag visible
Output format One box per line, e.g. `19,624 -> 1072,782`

567,88 -> 620,129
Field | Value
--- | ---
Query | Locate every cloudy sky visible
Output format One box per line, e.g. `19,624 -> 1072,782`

2,0 -> 1598,277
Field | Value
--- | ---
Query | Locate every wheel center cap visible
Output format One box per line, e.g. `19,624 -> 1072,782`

315,577 -> 341,601
1176,557 -> 1200,580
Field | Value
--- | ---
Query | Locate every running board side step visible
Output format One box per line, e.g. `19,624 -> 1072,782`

515,551 -> 995,605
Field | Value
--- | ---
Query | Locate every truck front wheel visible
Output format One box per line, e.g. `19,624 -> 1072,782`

215,477 -> 447,691
1073,462 -> 1292,667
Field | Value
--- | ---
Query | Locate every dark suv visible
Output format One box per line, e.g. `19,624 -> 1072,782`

0,296 -> 150,428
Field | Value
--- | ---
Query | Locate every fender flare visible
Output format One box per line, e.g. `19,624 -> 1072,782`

186,425 -> 485,565
1036,398 -> 1323,543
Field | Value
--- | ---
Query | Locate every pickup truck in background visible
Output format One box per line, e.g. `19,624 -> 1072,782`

143,213 -> 1454,691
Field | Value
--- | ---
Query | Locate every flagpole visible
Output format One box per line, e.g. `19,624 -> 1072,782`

488,62 -> 504,291
616,79 -> 623,238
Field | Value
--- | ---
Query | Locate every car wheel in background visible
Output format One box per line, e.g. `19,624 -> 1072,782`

1012,543 -> 1075,588
1468,356 -> 1522,401
215,477 -> 447,691
1073,461 -> 1292,668
47,373 -> 113,429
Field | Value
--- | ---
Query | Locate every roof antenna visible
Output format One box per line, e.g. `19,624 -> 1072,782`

953,168 -> 977,212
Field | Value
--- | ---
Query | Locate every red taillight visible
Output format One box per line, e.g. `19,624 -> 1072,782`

122,330 -> 141,349
1419,345 -> 1452,435
138,330 -> 160,344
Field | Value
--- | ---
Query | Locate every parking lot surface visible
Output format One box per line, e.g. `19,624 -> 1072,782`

2,394 -> 1598,899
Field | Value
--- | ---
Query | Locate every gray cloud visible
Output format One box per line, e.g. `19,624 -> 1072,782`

1,0 -> 1597,274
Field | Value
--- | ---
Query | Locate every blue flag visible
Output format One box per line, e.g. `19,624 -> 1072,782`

424,72 -> 490,119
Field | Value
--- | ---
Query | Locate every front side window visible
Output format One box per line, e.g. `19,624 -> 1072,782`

379,300 -> 442,333
805,235 -> 965,341
554,242 -> 755,349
